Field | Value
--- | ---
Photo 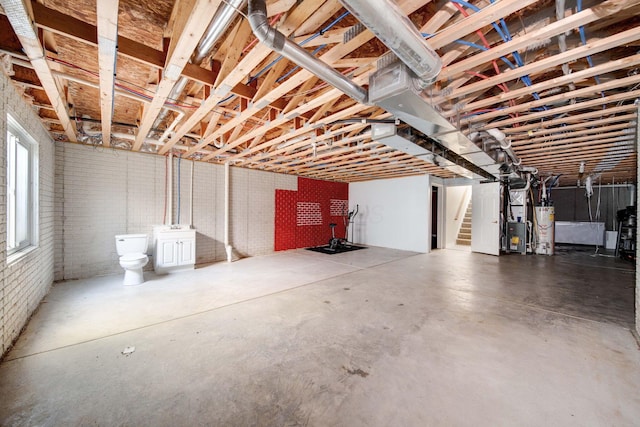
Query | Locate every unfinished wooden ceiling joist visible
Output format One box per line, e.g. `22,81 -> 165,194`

0,0 -> 638,184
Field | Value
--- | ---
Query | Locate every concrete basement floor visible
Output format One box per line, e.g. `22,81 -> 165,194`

0,246 -> 638,426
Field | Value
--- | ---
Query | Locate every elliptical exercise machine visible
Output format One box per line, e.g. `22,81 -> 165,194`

328,205 -> 359,251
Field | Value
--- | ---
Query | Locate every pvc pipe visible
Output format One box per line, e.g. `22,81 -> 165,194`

177,154 -> 181,224
224,161 -> 233,262
157,112 -> 185,144
168,152 -> 173,225
190,159 -> 194,227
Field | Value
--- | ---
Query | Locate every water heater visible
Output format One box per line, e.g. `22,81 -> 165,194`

535,206 -> 555,255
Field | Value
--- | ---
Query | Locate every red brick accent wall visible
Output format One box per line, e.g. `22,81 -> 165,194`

274,190 -> 297,251
274,177 -> 348,250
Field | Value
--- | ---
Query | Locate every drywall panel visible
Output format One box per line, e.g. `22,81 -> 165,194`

350,175 -> 430,253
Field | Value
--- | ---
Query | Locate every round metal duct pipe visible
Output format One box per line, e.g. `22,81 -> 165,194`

338,0 -> 442,86
247,0 -> 368,104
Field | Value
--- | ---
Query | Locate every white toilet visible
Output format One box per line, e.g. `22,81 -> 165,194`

115,234 -> 149,286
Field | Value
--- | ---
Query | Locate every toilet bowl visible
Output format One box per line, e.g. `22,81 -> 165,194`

115,234 -> 149,286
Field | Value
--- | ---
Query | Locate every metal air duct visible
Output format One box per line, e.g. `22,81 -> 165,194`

155,0 -> 247,129
369,61 -> 504,178
371,122 -> 496,180
245,0 -> 522,181
338,0 -> 442,86
247,0 -> 368,104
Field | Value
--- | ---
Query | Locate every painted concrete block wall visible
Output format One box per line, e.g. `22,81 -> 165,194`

56,144 -> 162,279
54,146 -> 64,281
445,185 -> 471,247
56,145 -> 297,279
0,71 -> 56,357
274,177 -> 349,251
191,161 -> 224,264
350,175 -> 431,253
230,168 -> 297,257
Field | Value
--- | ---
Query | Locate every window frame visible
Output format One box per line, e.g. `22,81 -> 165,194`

6,114 -> 39,258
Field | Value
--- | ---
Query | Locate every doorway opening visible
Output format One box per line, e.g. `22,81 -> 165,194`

444,185 -> 472,251
431,186 -> 438,249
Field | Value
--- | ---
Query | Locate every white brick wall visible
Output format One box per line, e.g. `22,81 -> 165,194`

0,71 -> 299,358
57,145 -> 164,279
230,167 -> 293,257
297,202 -> 322,226
0,70 -> 56,357
57,147 -> 298,278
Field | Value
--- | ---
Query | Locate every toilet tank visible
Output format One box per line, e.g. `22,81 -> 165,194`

115,234 -> 148,255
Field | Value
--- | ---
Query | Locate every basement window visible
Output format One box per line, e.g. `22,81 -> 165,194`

6,114 -> 38,259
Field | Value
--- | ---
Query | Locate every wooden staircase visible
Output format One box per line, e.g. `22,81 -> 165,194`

456,202 -> 472,246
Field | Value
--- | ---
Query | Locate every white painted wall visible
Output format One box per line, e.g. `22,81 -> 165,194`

56,145 -> 297,279
0,71 -> 56,356
445,185 -> 471,247
350,175 -> 430,253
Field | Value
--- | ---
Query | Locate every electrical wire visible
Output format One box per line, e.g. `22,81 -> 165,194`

451,2 -> 504,78
422,34 -> 517,69
593,175 -> 602,253
577,0 -> 605,105
450,0 -> 544,106
276,44 -> 327,83
47,56 -> 200,110
529,187 -> 538,251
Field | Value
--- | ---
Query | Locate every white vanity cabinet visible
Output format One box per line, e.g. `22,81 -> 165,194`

153,226 -> 196,274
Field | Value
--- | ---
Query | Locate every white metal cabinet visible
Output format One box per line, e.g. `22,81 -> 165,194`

153,227 -> 196,274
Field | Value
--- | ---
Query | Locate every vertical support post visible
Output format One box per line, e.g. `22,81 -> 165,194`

168,152 -> 173,225
224,161 -> 233,262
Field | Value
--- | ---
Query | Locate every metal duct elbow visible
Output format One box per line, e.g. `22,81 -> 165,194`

247,0 -> 368,104
247,0 -> 284,51
339,0 -> 441,86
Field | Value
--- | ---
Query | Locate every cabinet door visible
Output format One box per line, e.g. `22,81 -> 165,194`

159,240 -> 179,266
178,239 -> 195,265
